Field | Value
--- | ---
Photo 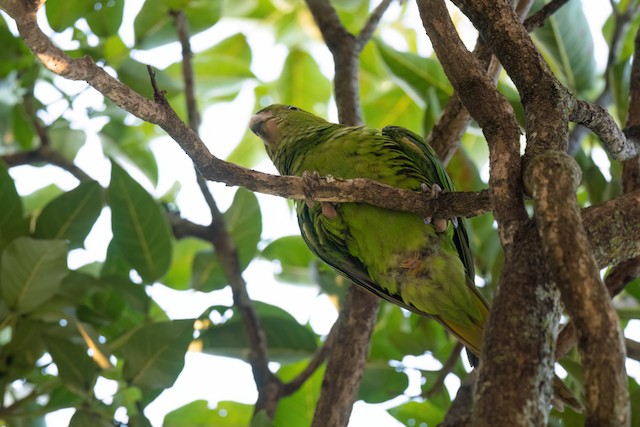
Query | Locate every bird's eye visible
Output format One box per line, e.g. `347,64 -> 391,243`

287,106 -> 300,111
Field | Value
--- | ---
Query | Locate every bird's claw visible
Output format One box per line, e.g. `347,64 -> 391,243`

421,182 -> 457,233
303,170 -> 338,218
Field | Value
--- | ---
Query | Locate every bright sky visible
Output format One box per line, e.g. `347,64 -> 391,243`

6,1 -> 638,426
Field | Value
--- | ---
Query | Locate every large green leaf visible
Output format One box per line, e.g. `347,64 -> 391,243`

273,360 -> 325,427
261,235 -> 316,284
43,335 -> 98,393
200,302 -> 317,362
108,162 -> 172,282
85,0 -> 125,38
277,49 -> 331,114
120,319 -> 194,390
0,160 -> 26,250
163,237 -> 211,290
167,33 -> 255,103
45,0 -> 94,32
1,237 -> 68,314
134,0 -> 222,49
69,410 -> 115,427
530,0 -> 596,95
374,39 -> 452,104
388,400 -> 448,426
358,365 -> 409,403
35,181 -> 103,248
164,400 -> 253,427
48,121 -> 86,163
191,188 -> 261,292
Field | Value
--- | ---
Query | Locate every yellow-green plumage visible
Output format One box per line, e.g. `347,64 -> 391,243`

250,104 -> 489,363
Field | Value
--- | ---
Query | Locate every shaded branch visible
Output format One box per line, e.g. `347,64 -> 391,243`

355,0 -> 395,50
422,342 -> 463,398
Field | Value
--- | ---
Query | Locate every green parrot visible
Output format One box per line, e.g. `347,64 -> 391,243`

250,104 -> 580,410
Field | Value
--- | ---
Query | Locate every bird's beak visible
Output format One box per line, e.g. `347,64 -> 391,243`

250,111 -> 278,146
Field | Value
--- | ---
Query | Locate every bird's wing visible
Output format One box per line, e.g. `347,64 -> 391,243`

297,202 -> 425,316
382,126 -> 475,282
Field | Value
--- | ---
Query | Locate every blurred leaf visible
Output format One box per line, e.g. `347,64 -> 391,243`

531,0 -> 596,95
108,162 -> 172,282
0,20 -> 32,77
11,103 -> 36,150
261,235 -> 316,284
358,365 -> 409,403
1,237 -> 68,314
164,400 -> 253,427
85,0 -> 125,38
277,48 -> 331,114
49,120 -> 87,162
226,127 -> 267,168
45,0 -> 94,32
0,160 -> 26,250
35,181 -> 103,248
116,58 -> 181,107
611,61 -> 631,125
191,188 -> 261,291
168,33 -> 255,103
200,302 -> 317,362
102,239 -> 133,279
163,237 -> 211,290
273,360 -> 325,427
120,319 -> 194,390
23,184 -> 65,216
43,335 -> 98,393
101,117 -> 159,186
375,39 -> 451,105
69,410 -> 114,427
134,0 -> 222,49
388,400 -> 447,426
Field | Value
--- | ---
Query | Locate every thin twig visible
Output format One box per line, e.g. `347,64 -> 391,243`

422,342 -> 463,398
355,0 -> 395,50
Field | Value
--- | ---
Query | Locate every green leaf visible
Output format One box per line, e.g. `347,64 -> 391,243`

85,0 -> 125,38
375,39 -> 452,103
167,33 -> 255,103
23,184 -> 65,216
116,59 -> 181,112
164,400 -> 253,427
273,360 -> 325,427
530,0 -> 596,95
1,237 -> 68,314
200,302 -> 317,362
134,0 -> 222,49
277,49 -> 331,114
163,237 -> 211,290
226,127 -> 267,169
120,319 -> 194,390
35,181 -> 103,248
0,160 -> 26,250
358,365 -> 409,403
43,335 -> 98,393
191,188 -> 261,291
261,235 -> 315,284
108,162 -> 172,282
49,120 -> 87,163
69,410 -> 114,427
45,0 -> 94,32
388,400 -> 447,426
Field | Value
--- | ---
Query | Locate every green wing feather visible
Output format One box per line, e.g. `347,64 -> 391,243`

382,126 -> 475,283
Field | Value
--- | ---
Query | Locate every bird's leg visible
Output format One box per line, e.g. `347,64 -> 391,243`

421,183 -> 456,233
302,171 -> 338,219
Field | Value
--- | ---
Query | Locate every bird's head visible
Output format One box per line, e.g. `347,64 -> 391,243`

250,104 -> 332,167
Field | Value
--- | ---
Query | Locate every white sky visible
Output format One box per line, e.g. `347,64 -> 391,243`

6,1 -> 637,426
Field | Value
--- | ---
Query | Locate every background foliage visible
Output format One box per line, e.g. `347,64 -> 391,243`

0,0 -> 639,426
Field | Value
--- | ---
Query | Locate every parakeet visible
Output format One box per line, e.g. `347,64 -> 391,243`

250,104 -> 580,410
250,104 -> 487,362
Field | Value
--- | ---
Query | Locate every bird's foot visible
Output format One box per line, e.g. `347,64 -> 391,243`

302,170 -> 338,219
421,183 -> 457,233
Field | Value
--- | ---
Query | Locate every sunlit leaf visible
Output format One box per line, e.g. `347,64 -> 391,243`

273,360 -> 325,427
108,162 -> 172,282
134,0 -> 222,49
164,400 -> 253,427
43,335 -> 98,393
261,235 -> 316,284
35,181 -> 103,248
45,0 -> 94,32
277,48 -> 331,114
358,365 -> 409,403
120,319 -> 194,389
85,0 -> 125,38
1,237 -> 68,314
531,0 -> 596,95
